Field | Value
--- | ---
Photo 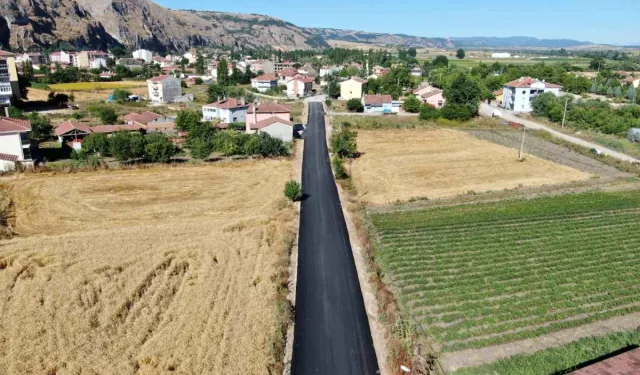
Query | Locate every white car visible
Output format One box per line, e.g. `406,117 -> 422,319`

492,110 -> 503,118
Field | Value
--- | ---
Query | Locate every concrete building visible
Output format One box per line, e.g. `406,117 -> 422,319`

251,74 -> 279,93
249,117 -> 294,142
0,51 -> 19,105
0,117 -> 32,170
246,103 -> 291,132
363,94 -> 393,114
340,77 -> 367,100
147,75 -> 182,104
90,58 -> 107,69
319,65 -> 342,77
202,98 -> 249,123
16,53 -> 44,67
491,52 -> 512,59
133,49 -> 153,64
50,51 -> 72,64
287,77 -> 314,98
410,66 -> 423,77
502,77 -> 562,112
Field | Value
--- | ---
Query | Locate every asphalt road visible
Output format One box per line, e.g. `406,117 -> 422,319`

291,103 -> 380,375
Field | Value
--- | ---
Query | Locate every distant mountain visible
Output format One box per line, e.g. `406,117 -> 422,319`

450,36 -> 594,48
305,28 -> 455,49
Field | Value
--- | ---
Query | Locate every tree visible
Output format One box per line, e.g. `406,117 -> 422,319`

194,77 -> 204,85
241,65 -> 254,85
230,67 -> 242,85
402,95 -> 421,113
97,107 -> 118,124
217,59 -> 230,87
432,55 -> 449,68
589,58 -> 605,71
614,86 -> 623,97
189,137 -> 214,160
443,72 -> 483,112
331,126 -> 358,158
628,85 -> 637,102
325,80 -> 340,99
111,88 -> 132,102
456,48 -> 466,59
83,133 -> 109,156
145,133 -> 178,163
407,47 -> 417,58
175,110 -> 201,132
440,103 -> 475,121
27,113 -> 53,141
419,105 -> 440,121
346,98 -> 364,113
195,51 -> 206,75
109,131 -> 145,162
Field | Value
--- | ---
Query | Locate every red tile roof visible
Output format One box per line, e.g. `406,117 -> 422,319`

0,117 -> 31,133
0,153 -> 19,162
124,111 -> 163,125
504,77 -> 562,89
148,75 -> 174,82
420,89 -> 443,99
90,125 -> 142,134
363,95 -> 393,105
250,116 -> 294,130
253,74 -> 278,82
100,72 -> 116,77
279,68 -> 299,77
54,121 -> 92,136
572,347 -> 640,375
205,98 -> 249,109
248,103 -> 291,114
146,123 -> 176,132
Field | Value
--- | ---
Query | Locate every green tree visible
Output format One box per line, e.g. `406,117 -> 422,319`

195,51 -> 206,75
440,103 -> 475,121
111,88 -> 132,103
97,107 -> 118,124
109,131 -> 145,162
175,110 -> 201,132
456,48 -> 466,59
443,72 -> 482,112
194,77 -> 203,85
419,105 -> 440,121
407,47 -> 417,58
628,85 -> 637,102
27,113 -> 53,141
402,95 -> 421,113
346,98 -> 364,113
325,80 -> 340,99
217,59 -> 230,87
241,65 -> 254,85
331,126 -> 358,158
432,55 -> 449,68
82,133 -> 109,156
145,133 -> 178,163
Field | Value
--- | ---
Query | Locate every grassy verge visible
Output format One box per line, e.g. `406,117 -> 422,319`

332,115 -> 506,130
452,330 -> 640,375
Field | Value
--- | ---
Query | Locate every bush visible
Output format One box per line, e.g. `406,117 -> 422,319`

332,156 -> 348,179
189,137 -> 214,160
111,88 -> 132,103
83,133 -> 109,156
194,77 -> 203,85
346,98 -> 364,113
331,127 -> 358,158
402,95 -> 421,113
97,107 -> 118,124
180,80 -> 188,88
441,103 -> 475,121
419,105 -> 441,121
109,131 -> 145,162
284,180 -> 303,202
145,133 -> 178,163
325,99 -> 332,107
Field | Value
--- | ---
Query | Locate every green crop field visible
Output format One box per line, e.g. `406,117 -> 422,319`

371,191 -> 640,352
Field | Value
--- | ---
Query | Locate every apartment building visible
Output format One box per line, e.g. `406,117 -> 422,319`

147,75 -> 182,104
0,51 -> 19,105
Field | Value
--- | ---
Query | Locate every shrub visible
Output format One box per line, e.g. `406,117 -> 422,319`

109,131 -> 145,162
325,99 -> 332,107
189,137 -> 214,160
145,133 -> 178,163
97,107 -> 118,124
83,133 -> 109,156
194,77 -> 203,85
180,80 -> 188,88
284,180 -> 303,202
111,88 -> 132,102
402,95 -> 421,113
441,103 -> 475,121
331,127 -> 358,158
346,98 -> 364,113
419,105 -> 441,121
332,156 -> 348,179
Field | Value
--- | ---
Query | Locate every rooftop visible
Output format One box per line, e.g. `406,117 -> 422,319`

0,117 -> 31,133
504,77 -> 562,89
148,75 -> 175,83
253,74 -> 278,82
204,98 -> 249,109
124,111 -> 163,124
248,103 -> 291,114
363,94 -> 393,105
250,116 -> 294,130
54,121 -> 92,136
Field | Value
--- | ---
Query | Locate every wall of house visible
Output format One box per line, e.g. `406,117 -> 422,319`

252,80 -> 278,93
425,93 -> 445,108
260,123 -> 293,142
0,160 -> 16,171
340,81 -> 363,100
0,133 -> 25,161
246,112 -> 290,128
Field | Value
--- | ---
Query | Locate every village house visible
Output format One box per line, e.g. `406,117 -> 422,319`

0,117 -> 32,170
152,56 -> 173,67
319,65 -> 343,77
287,77 -> 314,98
251,74 -> 279,93
202,98 -> 249,123
493,89 -> 504,105
502,77 -> 562,112
410,66 -> 423,77
55,121 -> 144,150
363,94 -> 393,114
133,49 -> 153,63
298,65 -> 318,77
340,77 -> 367,100
249,117 -> 295,142
50,51 -> 73,65
278,68 -> 300,85
147,75 -> 182,104
123,111 -> 175,126
418,89 -> 445,108
99,71 -> 117,79
89,58 -> 107,69
246,103 -> 291,130
15,53 -> 44,67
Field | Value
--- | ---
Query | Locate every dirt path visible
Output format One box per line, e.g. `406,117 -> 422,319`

442,312 -> 640,372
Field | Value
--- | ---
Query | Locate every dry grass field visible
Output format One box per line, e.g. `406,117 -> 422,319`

0,160 -> 296,374
351,129 -> 591,204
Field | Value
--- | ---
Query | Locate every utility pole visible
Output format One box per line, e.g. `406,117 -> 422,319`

561,97 -> 569,129
519,128 -> 527,161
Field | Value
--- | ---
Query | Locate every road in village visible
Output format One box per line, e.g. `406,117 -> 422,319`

291,102 -> 380,375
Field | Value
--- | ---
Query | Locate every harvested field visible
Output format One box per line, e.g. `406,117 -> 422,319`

351,129 -> 591,204
49,81 -> 147,91
0,161 -> 296,374
370,191 -> 640,370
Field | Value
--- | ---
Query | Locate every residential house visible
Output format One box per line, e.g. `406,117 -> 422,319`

123,112 -> 175,126
278,68 -> 300,85
50,51 -> 72,64
0,117 -> 32,170
246,103 -> 291,132
287,77 -> 314,98
152,56 -> 173,67
340,77 -> 367,100
274,61 -> 297,73
54,121 -> 92,150
249,117 -> 295,142
202,98 -> 249,123
298,65 -> 318,77
90,58 -> 107,69
363,94 -> 393,114
410,66 -> 423,77
0,50 -> 19,105
249,59 -> 265,73
210,63 -> 234,82
493,89 -> 504,105
623,76 -> 640,89
419,89 -> 445,108
72,51 -> 108,68
251,74 -> 279,93
502,77 -> 562,112
133,49 -> 153,63
319,65 -> 343,77
16,53 -> 44,67
183,52 -> 197,64
147,75 -> 182,104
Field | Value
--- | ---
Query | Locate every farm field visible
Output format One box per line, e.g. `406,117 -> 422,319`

0,160 -> 295,374
350,129 -> 590,204
49,81 -> 148,91
370,191 -> 640,370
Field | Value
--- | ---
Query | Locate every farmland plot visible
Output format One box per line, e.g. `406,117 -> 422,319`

371,191 -> 640,359
0,161 -> 295,375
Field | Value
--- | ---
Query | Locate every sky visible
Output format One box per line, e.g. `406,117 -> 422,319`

154,0 -> 639,45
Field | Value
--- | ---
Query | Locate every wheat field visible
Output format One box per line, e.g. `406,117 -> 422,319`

0,160 -> 296,375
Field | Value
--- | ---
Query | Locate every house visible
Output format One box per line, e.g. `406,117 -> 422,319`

493,89 -> 504,105
89,58 -> 107,69
246,103 -> 291,132
251,74 -> 279,93
0,117 -> 32,170
248,117 -> 294,142
319,65 -> 342,77
211,63 -> 234,82
16,53 -> 44,66
502,77 -> 562,112
410,66 -> 423,77
298,65 -> 318,77
72,51 -> 108,68
340,77 -> 367,100
183,52 -> 197,64
147,75 -> 182,104
54,121 -> 92,150
89,125 -> 143,135
202,98 -> 249,123
123,112 -> 175,126
50,51 -> 72,64
152,56 -> 172,67
133,49 -> 153,63
623,76 -> 640,88
287,77 -> 314,98
363,94 -> 393,114
419,89 -> 445,108
0,50 -> 19,105
413,84 -> 435,97
278,68 -> 300,84
274,61 -> 297,73
570,347 -> 640,375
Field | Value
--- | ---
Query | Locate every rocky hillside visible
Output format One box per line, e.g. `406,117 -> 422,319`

307,28 -> 455,48
0,0 -> 328,51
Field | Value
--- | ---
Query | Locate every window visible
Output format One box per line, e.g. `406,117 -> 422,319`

522,90 -> 526,94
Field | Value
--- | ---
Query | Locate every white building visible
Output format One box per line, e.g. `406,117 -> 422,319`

251,74 -> 279,93
287,77 -> 314,98
202,98 -> 249,124
491,52 -> 512,59
0,117 -> 32,171
50,51 -> 72,64
319,65 -> 343,77
0,54 -> 14,106
183,52 -> 197,64
89,58 -> 107,69
502,77 -> 562,112
147,75 -> 182,104
133,49 -> 153,64
249,117 -> 294,142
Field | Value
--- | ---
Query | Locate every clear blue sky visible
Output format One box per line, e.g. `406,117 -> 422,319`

154,0 -> 638,45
